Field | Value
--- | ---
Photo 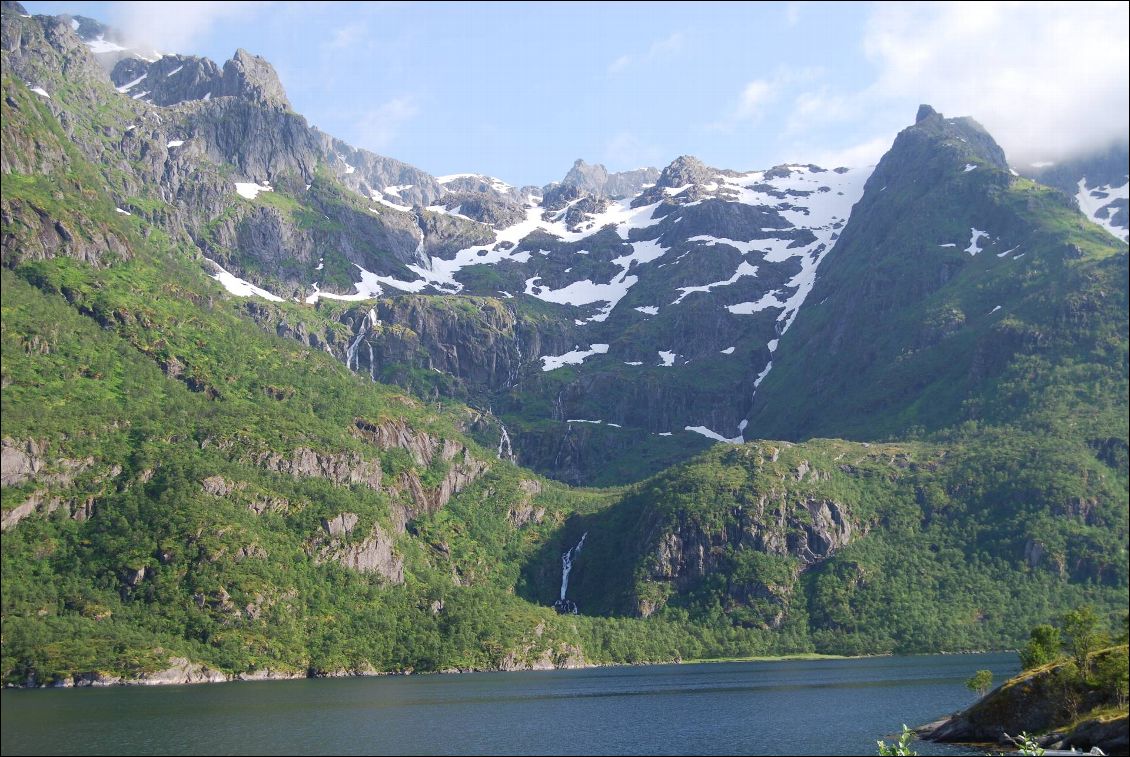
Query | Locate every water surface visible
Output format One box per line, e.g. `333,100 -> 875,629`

1,653 -> 1017,755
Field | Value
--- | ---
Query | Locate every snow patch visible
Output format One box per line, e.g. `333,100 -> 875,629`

658,351 -> 676,367
235,182 -> 272,200
371,195 -> 412,213
965,228 -> 989,255
720,347 -> 735,355
963,164 -> 977,172
30,86 -> 50,98
116,74 -> 146,93
115,208 -> 132,215
304,264 -> 426,304
1076,178 -> 1130,242
754,361 -> 773,387
635,306 -> 659,315
727,291 -> 787,315
86,36 -> 128,54
166,140 -> 184,148
684,426 -> 742,444
540,344 -> 609,372
206,259 -> 283,302
672,260 -> 758,304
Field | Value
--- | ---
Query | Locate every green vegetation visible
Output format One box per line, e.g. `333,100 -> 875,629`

1063,605 -> 1107,677
934,614 -> 1128,753
1021,625 -> 1063,670
967,669 -> 993,697
876,725 -> 917,756
1013,733 -> 1045,756
1,13 -> 1126,688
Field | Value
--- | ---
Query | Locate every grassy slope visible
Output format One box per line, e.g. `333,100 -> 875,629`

1,37 -> 1127,682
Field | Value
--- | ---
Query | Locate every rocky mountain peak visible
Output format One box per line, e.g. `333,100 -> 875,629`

111,54 -> 223,106
562,159 -> 608,191
915,103 -> 939,123
656,155 -> 714,189
221,48 -> 290,109
2,1 -> 28,16
560,159 -> 659,199
864,106 -> 1009,197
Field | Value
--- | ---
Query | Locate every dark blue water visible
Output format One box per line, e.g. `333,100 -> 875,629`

1,653 -> 1017,755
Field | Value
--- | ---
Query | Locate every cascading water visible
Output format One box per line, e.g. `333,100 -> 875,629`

346,310 -> 373,372
497,422 -> 514,461
346,330 -> 365,372
553,532 -> 587,614
346,309 -> 380,375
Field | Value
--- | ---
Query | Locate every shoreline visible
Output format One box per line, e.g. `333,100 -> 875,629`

4,648 -> 1017,690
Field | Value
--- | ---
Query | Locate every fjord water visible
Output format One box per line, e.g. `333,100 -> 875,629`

1,653 -> 1016,756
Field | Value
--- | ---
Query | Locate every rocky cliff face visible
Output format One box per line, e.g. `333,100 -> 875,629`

2,6 -> 871,484
924,647 -> 1129,755
558,159 -> 659,199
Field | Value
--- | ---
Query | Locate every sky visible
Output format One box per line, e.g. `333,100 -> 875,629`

22,1 -> 1130,187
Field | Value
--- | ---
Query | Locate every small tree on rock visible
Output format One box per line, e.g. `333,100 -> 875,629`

1061,605 -> 1106,679
966,669 -> 993,697
1019,624 -> 1061,670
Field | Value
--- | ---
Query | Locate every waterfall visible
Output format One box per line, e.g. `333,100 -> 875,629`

559,532 -> 588,601
346,330 -> 365,372
497,421 -> 514,461
346,309 -> 378,374
367,342 -> 376,381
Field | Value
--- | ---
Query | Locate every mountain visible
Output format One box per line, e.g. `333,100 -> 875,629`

1,3 -> 1126,685
747,105 -> 1128,447
1022,142 -> 1129,243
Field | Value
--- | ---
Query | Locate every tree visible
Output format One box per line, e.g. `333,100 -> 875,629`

1019,624 -> 1061,670
966,669 -> 993,697
1061,605 -> 1106,679
1094,647 -> 1129,709
876,725 -> 917,756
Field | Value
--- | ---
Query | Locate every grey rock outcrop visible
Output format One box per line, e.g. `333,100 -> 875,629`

559,158 -> 659,199
111,54 -> 224,107
253,447 -> 383,490
1,197 -> 131,269
221,49 -> 289,108
314,514 -> 404,583
351,417 -> 488,518
135,657 -> 228,685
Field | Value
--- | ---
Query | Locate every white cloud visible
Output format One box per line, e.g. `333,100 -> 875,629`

602,131 -> 664,170
106,1 -> 269,53
354,95 -> 420,150
784,2 -> 802,27
326,24 -> 366,52
803,135 -> 893,169
607,54 -> 632,74
607,32 -> 685,74
710,67 -> 823,132
861,2 -> 1130,163
735,80 -> 774,122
